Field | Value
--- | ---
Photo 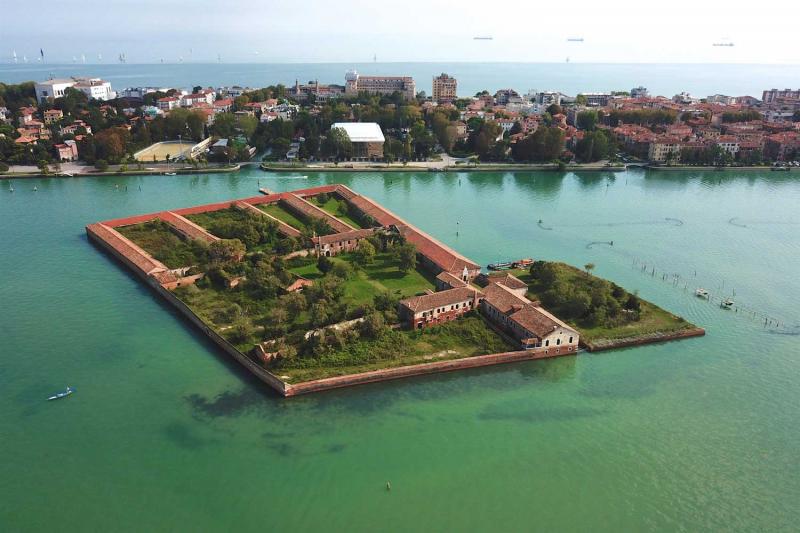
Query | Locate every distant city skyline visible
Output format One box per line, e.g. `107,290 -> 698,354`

4,0 -> 800,65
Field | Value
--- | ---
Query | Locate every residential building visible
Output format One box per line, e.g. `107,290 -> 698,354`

73,78 -> 116,101
344,70 -> 416,101
631,86 -> 649,98
432,73 -> 457,102
331,122 -> 385,159
648,136 -> 683,162
157,97 -> 179,111
529,90 -> 561,106
715,136 -> 740,156
18,106 -> 36,126
0,107 -> 9,123
290,80 -> 345,102
34,79 -> 76,103
762,88 -> 800,105
59,120 -> 92,136
398,287 -> 482,329
480,280 -> 579,352
181,93 -> 211,107
764,131 -> 800,161
494,89 -> 522,105
43,109 -> 63,124
580,92 -> 612,107
313,228 -> 377,257
55,140 -> 78,161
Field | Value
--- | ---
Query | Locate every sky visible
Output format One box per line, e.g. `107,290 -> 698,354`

3,0 -> 799,64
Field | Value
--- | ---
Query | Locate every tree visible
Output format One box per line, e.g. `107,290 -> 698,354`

94,127 -> 130,163
94,159 -> 109,171
584,263 -> 595,276
511,127 -> 565,162
394,243 -> 417,273
37,159 -> 49,175
576,110 -> 598,131
354,239 -> 376,266
574,130 -> 613,162
322,127 -> 353,160
211,113 -> 237,138
317,255 -> 334,274
310,301 -> 331,327
208,239 -> 245,266
360,312 -> 386,338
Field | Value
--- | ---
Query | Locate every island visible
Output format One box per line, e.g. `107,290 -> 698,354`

86,184 -> 704,396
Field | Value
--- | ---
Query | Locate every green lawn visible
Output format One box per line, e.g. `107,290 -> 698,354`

258,203 -> 309,231
273,315 -> 514,382
117,220 -> 207,269
289,252 -> 435,306
184,208 -> 252,232
309,196 -> 365,229
507,263 -> 694,344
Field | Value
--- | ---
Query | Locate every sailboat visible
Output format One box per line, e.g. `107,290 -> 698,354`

12,49 -> 17,63
72,55 -> 77,63
98,53 -> 103,62
47,386 -> 75,401
81,53 -> 86,64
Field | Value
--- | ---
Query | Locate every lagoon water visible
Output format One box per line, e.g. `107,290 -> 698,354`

3,62 -> 800,98
1,168 -> 799,531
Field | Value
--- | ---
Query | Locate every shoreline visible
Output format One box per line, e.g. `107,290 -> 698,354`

0,164 -> 241,180
261,163 -> 627,172
582,327 -> 706,352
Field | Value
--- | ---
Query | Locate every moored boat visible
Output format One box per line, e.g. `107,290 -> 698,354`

695,288 -> 710,299
47,386 -> 75,401
720,298 -> 734,309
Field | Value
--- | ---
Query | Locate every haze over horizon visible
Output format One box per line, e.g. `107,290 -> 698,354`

4,0 -> 799,65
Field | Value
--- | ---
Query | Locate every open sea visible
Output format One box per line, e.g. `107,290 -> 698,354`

2,62 -> 800,97
1,167 -> 799,531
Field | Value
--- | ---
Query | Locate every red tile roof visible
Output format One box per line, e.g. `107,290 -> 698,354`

399,287 -> 481,313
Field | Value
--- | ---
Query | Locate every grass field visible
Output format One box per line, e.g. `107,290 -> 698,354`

507,263 -> 694,343
258,203 -> 309,231
274,315 -> 514,382
289,252 -> 435,306
309,196 -> 365,229
117,220 -> 207,269
133,141 -> 194,162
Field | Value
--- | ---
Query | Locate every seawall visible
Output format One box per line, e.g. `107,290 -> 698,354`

283,347 -> 575,397
583,327 -> 706,352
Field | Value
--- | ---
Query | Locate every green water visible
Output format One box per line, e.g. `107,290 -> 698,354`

1,169 -> 799,532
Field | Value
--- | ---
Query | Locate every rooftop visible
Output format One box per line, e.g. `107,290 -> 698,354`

332,122 -> 385,143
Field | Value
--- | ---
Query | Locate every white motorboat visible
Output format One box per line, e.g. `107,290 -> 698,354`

720,298 -> 734,309
695,288 -> 710,299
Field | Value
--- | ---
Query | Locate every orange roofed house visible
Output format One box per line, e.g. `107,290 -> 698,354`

399,270 -> 580,353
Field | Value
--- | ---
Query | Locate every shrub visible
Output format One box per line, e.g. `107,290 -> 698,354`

95,159 -> 109,171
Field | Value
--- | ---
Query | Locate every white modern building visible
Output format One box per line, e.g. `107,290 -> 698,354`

35,79 -> 76,103
35,77 -> 116,103
331,122 -> 385,159
73,78 -> 116,101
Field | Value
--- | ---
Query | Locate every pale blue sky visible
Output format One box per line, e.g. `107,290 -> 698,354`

4,0 -> 798,64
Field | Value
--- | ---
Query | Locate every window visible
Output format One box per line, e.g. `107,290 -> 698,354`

556,339 -> 561,346
545,340 -> 549,347
568,336 -> 573,343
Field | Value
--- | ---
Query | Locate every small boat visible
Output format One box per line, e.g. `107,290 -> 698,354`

164,172 -> 177,176
60,172 -> 73,177
47,386 -> 75,401
720,298 -> 734,309
512,258 -> 534,268
695,288 -> 710,299
488,261 -> 514,271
